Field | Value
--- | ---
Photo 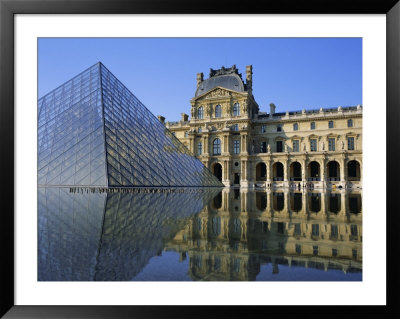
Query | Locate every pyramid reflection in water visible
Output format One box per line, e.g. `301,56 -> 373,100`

38,62 -> 222,187
38,187 -> 221,281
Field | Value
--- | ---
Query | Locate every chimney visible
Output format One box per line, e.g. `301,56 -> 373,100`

269,103 -> 276,116
157,115 -> 165,124
196,72 -> 204,88
246,65 -> 253,90
181,113 -> 188,122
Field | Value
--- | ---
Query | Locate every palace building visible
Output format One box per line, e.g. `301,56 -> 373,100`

164,65 -> 362,189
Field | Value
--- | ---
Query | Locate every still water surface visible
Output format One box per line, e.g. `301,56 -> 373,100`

38,187 -> 362,281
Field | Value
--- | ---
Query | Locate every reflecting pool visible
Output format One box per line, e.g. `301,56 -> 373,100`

38,187 -> 362,281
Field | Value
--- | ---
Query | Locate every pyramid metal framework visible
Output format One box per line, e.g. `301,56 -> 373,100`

38,62 -> 223,187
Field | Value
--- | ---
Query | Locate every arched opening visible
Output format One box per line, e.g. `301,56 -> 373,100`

256,192 -> 267,211
212,191 -> 222,210
290,162 -> 302,181
273,192 -> 284,211
309,193 -> 321,212
290,192 -> 302,212
328,193 -> 341,214
348,194 -> 362,214
273,162 -> 284,181
308,161 -> 320,181
347,160 -> 361,181
327,161 -> 340,181
256,162 -> 267,181
213,163 -> 222,181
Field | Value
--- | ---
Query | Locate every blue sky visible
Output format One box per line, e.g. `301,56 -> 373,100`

38,38 -> 362,121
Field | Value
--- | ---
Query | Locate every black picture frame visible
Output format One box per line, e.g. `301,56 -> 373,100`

1,0 -> 399,317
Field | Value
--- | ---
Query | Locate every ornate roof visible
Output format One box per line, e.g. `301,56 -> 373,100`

195,65 -> 246,97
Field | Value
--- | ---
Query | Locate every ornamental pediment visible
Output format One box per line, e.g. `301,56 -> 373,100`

193,86 -> 245,101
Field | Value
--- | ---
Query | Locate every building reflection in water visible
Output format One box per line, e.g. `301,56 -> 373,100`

165,189 -> 362,281
38,187 -> 361,281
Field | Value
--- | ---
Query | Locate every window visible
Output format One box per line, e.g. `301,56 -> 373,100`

310,122 -> 316,130
277,222 -> 284,234
313,245 -> 319,256
350,224 -> 358,237
172,132 -> 176,137
277,125 -> 282,132
293,140 -> 299,152
331,224 -> 338,239
233,103 -> 240,116
328,138 -> 335,151
294,223 -> 301,236
276,141 -> 283,152
261,125 -> 266,133
215,105 -> 222,118
348,119 -> 353,127
310,139 -> 317,151
329,120 -> 334,128
312,224 -> 320,236
197,142 -> 202,155
295,244 -> 302,254
213,138 -> 221,155
184,131 -> 189,137
197,106 -> 204,119
232,124 -> 239,131
233,140 -> 240,154
348,137 -> 355,150
293,123 -> 298,131
198,127 -> 202,133
332,248 -> 338,257
260,142 -> 267,153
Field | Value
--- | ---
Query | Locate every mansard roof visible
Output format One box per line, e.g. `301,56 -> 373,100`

195,65 -> 246,97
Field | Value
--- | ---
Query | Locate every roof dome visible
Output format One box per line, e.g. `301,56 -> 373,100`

195,65 -> 246,97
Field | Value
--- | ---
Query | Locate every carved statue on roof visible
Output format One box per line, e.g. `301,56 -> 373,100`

209,65 -> 240,77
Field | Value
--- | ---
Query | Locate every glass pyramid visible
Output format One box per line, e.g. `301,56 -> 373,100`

38,62 -> 223,187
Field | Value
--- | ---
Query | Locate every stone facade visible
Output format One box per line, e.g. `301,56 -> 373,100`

164,65 -> 362,189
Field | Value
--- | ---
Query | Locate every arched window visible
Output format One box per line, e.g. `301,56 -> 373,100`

213,138 -> 221,155
197,142 -> 202,155
310,122 -> 316,130
197,106 -> 204,119
233,103 -> 240,116
215,105 -> 222,118
348,119 -> 353,127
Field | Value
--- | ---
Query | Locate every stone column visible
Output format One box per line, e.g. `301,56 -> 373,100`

284,191 -> 290,218
240,133 -> 248,154
283,160 -> 288,181
340,159 -> 346,183
223,133 -> 230,154
320,159 -> 326,189
223,160 -> 228,182
321,191 -> 327,218
266,159 -> 272,184
301,159 -> 307,185
227,161 -> 232,185
189,135 -> 195,154
241,160 -> 247,181
203,134 -> 209,156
